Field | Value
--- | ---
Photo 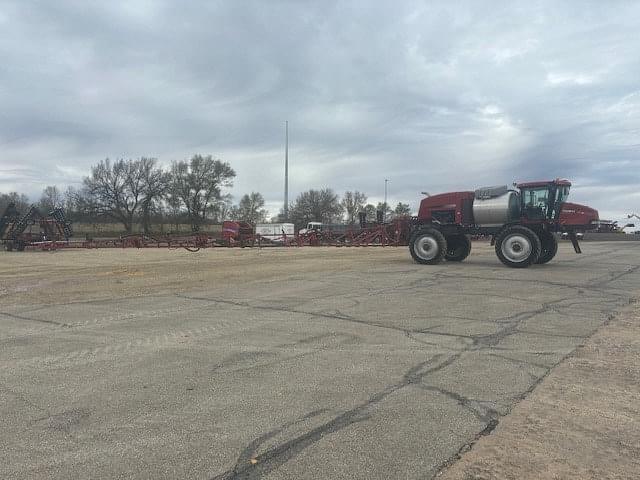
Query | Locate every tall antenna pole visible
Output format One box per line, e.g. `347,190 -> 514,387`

284,121 -> 289,220
384,178 -> 388,222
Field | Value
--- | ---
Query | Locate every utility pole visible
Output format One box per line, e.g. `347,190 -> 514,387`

284,121 -> 289,220
384,178 -> 389,222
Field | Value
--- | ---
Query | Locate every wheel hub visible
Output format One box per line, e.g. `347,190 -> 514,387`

415,235 -> 439,260
501,234 -> 532,262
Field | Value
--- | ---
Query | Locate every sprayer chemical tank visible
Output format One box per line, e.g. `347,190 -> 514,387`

472,187 -> 520,226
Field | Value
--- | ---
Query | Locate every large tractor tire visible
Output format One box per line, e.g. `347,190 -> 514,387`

445,234 -> 471,261
409,227 -> 447,265
495,225 -> 541,268
536,230 -> 558,264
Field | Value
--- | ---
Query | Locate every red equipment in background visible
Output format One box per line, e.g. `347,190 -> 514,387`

2,182 -> 602,261
0,203 -> 72,251
222,221 -> 256,246
295,217 -> 410,247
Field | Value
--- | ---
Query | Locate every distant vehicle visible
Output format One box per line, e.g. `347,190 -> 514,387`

298,222 -> 323,235
592,219 -> 618,233
298,222 -> 354,235
620,223 -> 636,234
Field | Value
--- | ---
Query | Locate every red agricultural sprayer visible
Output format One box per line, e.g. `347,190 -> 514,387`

408,179 -> 599,268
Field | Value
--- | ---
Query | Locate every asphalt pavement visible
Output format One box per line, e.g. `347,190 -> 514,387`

1,242 -> 639,479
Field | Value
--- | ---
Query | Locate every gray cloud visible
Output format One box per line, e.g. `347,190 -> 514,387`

0,0 -> 638,222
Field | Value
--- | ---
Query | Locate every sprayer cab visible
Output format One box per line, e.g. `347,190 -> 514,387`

516,179 -> 571,222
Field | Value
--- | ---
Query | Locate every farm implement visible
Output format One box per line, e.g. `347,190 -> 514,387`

1,217 -> 411,252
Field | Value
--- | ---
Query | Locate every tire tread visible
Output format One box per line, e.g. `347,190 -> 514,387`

409,227 -> 447,265
495,225 -> 541,268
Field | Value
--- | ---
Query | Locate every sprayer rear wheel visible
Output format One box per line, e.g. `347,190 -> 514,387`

536,230 -> 558,264
445,234 -> 471,261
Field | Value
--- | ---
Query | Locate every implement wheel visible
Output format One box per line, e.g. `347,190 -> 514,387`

445,234 -> 471,262
536,230 -> 558,264
409,227 -> 447,265
495,225 -> 541,268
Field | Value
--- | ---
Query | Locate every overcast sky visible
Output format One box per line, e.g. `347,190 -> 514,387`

1,0 -> 638,221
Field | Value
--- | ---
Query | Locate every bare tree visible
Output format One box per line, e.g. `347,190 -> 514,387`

235,192 -> 267,224
165,189 -> 184,231
393,202 -> 411,216
138,158 -> 170,234
82,158 -> 171,233
83,158 -> 147,233
362,203 -> 377,222
376,201 -> 393,220
288,188 -> 344,229
39,185 -> 63,213
208,194 -> 234,223
63,186 -> 78,215
216,197 -> 234,222
0,192 -> 30,214
64,186 -> 95,223
169,155 -> 236,231
341,190 -> 368,224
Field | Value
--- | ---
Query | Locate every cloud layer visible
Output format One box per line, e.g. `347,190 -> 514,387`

1,1 -> 638,221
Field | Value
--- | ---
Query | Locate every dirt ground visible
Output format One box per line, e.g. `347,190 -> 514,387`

1,241 -> 639,479
0,246 -> 380,306
439,300 -> 640,480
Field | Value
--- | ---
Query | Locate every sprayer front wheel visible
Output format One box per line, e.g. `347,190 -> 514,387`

409,227 -> 447,265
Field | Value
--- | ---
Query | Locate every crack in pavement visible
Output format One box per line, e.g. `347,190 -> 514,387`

588,265 -> 640,288
416,384 -> 500,424
211,333 -> 360,375
175,293 -> 421,336
487,352 -> 552,370
206,249 -> 640,479
210,354 -> 461,480
0,311 -> 72,328
4,244 -> 638,479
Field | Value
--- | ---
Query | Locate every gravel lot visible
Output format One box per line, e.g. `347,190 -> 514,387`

1,241 -> 638,479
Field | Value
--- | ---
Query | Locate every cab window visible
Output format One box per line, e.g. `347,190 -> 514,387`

522,187 -> 550,219
553,186 -> 570,218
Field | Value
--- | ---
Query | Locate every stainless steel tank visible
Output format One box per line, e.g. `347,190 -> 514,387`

473,189 -> 520,226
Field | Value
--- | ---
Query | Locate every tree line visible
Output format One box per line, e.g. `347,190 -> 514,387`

0,155 -> 411,233
279,189 -> 410,229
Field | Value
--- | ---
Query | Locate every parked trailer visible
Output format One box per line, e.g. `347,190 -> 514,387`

255,223 -> 295,243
